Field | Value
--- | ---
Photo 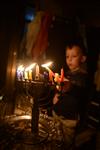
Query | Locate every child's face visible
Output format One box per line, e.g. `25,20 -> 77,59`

66,46 -> 85,71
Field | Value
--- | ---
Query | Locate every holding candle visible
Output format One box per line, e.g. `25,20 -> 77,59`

54,73 -> 59,83
49,69 -> 54,81
60,68 -> 64,82
53,41 -> 89,149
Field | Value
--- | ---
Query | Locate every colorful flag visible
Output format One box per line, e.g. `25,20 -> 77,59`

31,11 -> 52,60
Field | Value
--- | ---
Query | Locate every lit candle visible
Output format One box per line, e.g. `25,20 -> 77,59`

17,65 -> 24,81
24,71 -> 28,80
28,70 -> 32,80
20,71 -> 24,80
60,68 -> 64,82
17,70 -> 21,81
35,64 -> 40,80
54,73 -> 59,82
49,70 -> 53,81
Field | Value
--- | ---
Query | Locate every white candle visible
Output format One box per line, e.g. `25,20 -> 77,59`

35,64 -> 39,80
17,71 -> 21,80
24,71 -> 28,80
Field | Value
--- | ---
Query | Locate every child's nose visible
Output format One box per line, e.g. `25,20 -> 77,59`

68,57 -> 72,62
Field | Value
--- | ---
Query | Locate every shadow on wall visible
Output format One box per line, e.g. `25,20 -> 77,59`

86,27 -> 100,83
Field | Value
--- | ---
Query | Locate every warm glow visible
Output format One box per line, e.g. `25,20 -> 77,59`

35,64 -> 39,76
54,73 -> 59,82
29,70 -> 33,80
41,61 -> 53,68
0,96 -> 3,100
19,115 -> 31,120
17,65 -> 24,72
35,64 -> 40,80
6,115 -> 32,121
25,63 -> 36,71
24,71 -> 28,80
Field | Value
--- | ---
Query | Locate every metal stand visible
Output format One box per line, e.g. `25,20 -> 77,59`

16,80 -> 49,145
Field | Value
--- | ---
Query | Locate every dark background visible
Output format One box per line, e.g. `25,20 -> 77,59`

0,1 -> 100,88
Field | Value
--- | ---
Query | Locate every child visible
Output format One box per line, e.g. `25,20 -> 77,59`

53,39 -> 89,149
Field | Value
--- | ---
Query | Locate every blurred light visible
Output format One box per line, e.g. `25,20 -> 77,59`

41,61 -> 53,68
25,6 -> 35,22
17,65 -> 24,72
5,115 -> 31,122
0,96 -> 3,101
25,63 -> 36,71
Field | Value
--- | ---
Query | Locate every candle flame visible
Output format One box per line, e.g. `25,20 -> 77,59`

25,63 -> 36,71
41,61 -> 53,68
17,65 -> 24,72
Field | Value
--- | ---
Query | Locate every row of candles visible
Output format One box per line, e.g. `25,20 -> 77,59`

17,61 -> 64,83
17,63 -> 40,81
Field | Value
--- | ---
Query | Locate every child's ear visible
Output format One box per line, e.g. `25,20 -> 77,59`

81,56 -> 87,63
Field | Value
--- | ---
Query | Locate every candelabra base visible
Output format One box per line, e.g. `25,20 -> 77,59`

4,115 -> 49,145
18,132 -> 48,145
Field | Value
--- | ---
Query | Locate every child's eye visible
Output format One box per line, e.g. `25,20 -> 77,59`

73,55 -> 77,58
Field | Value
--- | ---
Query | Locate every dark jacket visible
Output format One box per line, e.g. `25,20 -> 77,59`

53,69 -> 90,120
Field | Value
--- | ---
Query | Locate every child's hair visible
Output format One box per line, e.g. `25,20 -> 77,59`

66,38 -> 87,56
